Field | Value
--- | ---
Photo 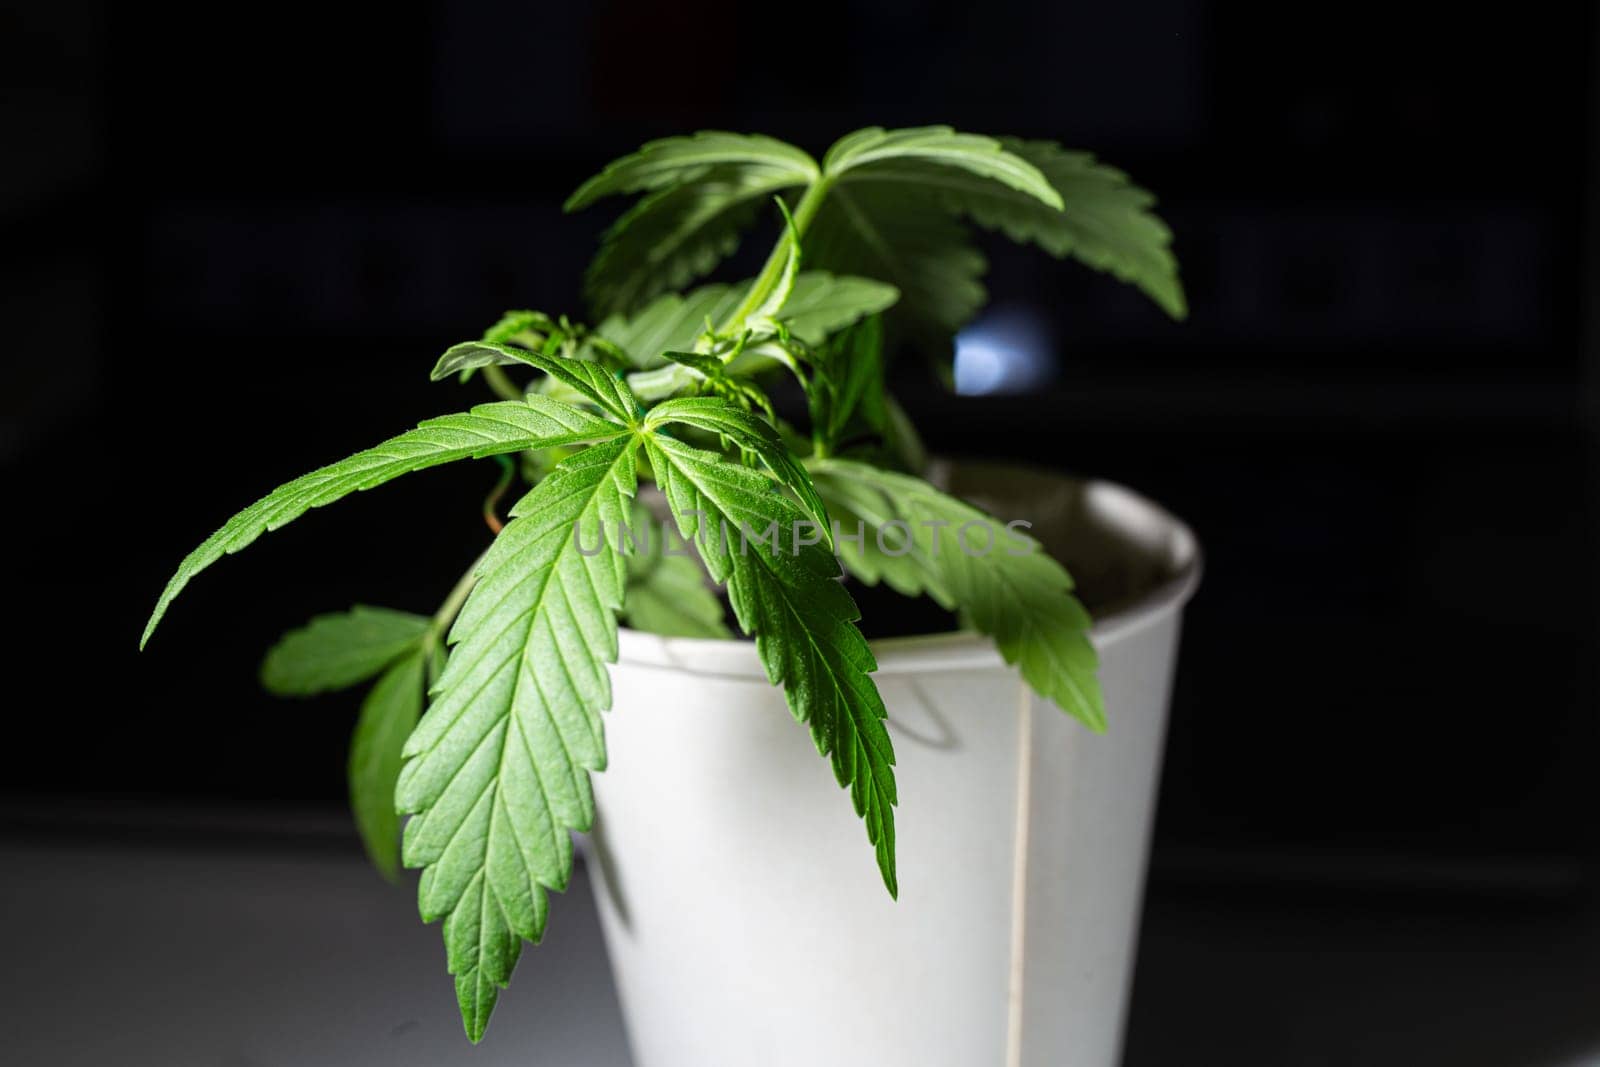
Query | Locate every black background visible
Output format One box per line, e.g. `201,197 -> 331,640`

3,0 -> 1597,1048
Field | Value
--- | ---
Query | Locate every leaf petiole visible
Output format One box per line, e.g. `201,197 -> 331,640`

482,365 -> 524,402
482,455 -> 515,535
716,176 -> 833,332
427,548 -> 489,649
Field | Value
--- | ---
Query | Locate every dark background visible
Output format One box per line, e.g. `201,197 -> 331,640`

3,1 -> 1597,1062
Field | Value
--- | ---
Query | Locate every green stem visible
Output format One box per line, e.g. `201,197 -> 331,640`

483,365 -> 524,402
716,176 -> 834,333
625,175 -> 836,404
428,549 -> 488,646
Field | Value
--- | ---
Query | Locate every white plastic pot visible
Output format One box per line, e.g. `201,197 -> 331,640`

588,466 -> 1201,1067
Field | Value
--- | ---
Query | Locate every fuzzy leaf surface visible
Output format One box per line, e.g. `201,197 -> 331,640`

594,284 -> 741,369
645,396 -> 830,541
842,138 -> 1185,319
142,400 -> 625,647
350,647 -> 429,880
431,343 -> 638,424
585,167 -> 803,318
622,503 -> 730,639
261,606 -> 431,696
823,126 -> 1062,210
565,131 -> 816,211
813,314 -> 888,454
397,437 -> 638,1041
803,183 -> 987,344
481,310 -> 556,345
776,272 -> 899,346
811,460 -> 1104,730
644,434 -> 898,894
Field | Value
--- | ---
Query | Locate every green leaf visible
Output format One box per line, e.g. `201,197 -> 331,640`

624,553 -> 730,638
593,283 -> 742,369
453,311 -> 559,384
589,271 -> 895,370
565,131 -> 817,211
881,394 -> 928,473
644,433 -> 898,895
585,167 -> 802,318
645,396 -> 831,543
815,314 -> 887,453
432,342 -> 639,424
622,503 -> 730,639
810,463 -> 949,607
843,138 -> 1185,319
811,460 -> 1104,730
397,437 -> 638,1042
823,126 -> 1063,211
141,399 -> 627,649
804,183 -> 988,344
776,272 -> 899,347
350,647 -> 428,881
658,349 -> 725,378
481,310 -> 556,346
261,605 -> 436,882
655,351 -> 782,422
613,270 -> 894,406
261,606 -> 431,696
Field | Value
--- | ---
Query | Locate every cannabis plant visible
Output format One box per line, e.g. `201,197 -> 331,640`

142,127 -> 1182,1040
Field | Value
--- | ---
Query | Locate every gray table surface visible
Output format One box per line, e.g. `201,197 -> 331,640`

1,831 -> 631,1067
4,819 -> 1600,1066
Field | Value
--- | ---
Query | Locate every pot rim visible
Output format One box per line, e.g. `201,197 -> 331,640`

616,470 -> 1201,680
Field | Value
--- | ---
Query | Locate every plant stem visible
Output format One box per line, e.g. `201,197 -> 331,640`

483,365 -> 524,402
428,549 -> 488,645
482,455 -> 515,534
624,175 -> 836,403
432,374 -> 523,646
716,176 -> 834,333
